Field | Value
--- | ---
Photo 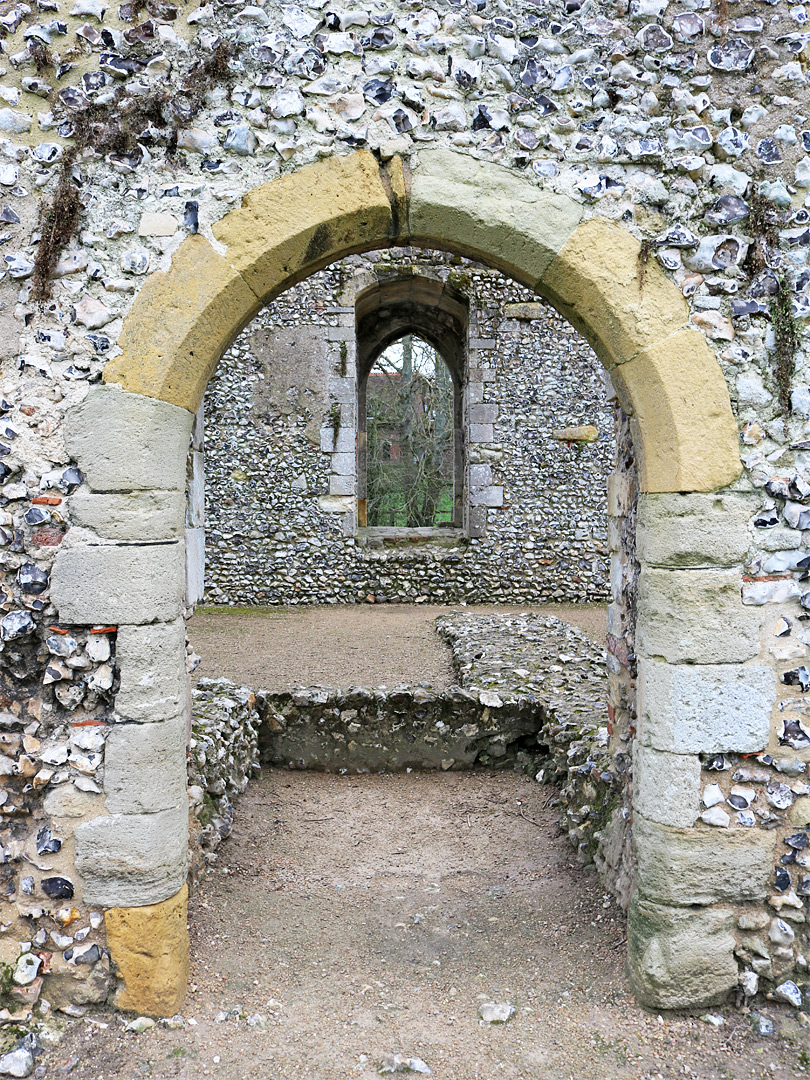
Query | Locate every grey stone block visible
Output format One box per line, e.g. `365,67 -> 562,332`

469,423 -> 493,443
466,382 -> 483,406
115,619 -> 189,724
468,506 -> 487,537
636,567 -> 764,663
327,377 -> 356,403
330,452 -> 355,476
185,528 -> 205,609
69,491 -> 186,542
64,385 -> 193,492
329,474 -> 355,496
469,403 -> 498,425
627,896 -> 738,1009
320,426 -> 355,453
634,813 -> 776,906
470,486 -> 503,508
103,714 -> 188,815
75,805 -> 188,907
633,746 -> 700,828
51,541 -> 185,625
637,492 -> 756,568
469,464 -> 492,489
638,658 -> 773,753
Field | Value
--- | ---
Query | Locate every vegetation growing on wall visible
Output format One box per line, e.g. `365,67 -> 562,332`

31,43 -> 233,301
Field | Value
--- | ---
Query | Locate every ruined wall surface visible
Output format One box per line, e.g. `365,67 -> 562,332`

0,0 -> 805,1019
202,248 -> 613,606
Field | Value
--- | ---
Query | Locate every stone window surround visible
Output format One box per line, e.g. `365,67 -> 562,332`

318,266 -> 507,541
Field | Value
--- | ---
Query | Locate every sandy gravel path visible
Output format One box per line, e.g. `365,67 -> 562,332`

49,771 -> 805,1080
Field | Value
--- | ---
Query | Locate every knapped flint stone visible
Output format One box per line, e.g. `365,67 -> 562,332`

41,876 -> 74,899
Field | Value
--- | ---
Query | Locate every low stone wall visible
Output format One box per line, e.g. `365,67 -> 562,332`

258,684 -> 543,773
188,680 -> 261,875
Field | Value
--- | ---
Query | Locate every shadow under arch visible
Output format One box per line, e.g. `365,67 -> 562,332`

103,148 -> 741,495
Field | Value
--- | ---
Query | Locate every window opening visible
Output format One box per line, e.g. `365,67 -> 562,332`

366,334 -> 455,528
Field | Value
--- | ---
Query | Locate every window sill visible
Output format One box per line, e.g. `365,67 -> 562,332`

357,526 -> 467,550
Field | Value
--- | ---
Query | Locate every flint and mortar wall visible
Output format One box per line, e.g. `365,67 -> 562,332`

201,248 -> 614,606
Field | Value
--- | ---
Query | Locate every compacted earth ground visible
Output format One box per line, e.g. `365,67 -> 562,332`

40,605 -> 810,1078
188,602 -> 608,691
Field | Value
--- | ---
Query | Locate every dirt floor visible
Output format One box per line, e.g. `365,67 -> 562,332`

188,603 -> 608,691
50,771 -> 807,1080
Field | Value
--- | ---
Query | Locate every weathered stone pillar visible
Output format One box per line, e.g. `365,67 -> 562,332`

51,385 -> 193,1015
629,492 -> 771,1008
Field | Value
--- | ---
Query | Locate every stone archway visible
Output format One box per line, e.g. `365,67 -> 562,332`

51,148 -> 763,1015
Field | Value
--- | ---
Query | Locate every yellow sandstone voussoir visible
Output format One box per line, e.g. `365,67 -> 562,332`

212,151 -> 396,299
105,883 -> 189,1017
539,218 -> 690,368
610,328 -> 742,493
103,236 -> 259,413
408,147 -> 582,284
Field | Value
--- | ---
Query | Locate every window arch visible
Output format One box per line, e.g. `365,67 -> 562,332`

365,334 -> 458,527
355,274 -> 467,532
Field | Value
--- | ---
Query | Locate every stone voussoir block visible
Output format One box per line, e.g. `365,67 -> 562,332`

633,745 -> 700,828
103,234 -> 260,413
213,151 -> 398,300
69,490 -> 186,543
105,883 -> 189,1017
638,657 -> 773,754
64,385 -> 194,493
637,492 -> 757,568
75,805 -> 189,908
409,148 -> 583,284
538,218 -> 689,370
115,619 -> 190,723
51,541 -> 185,626
103,713 -> 188,815
609,329 -> 742,494
636,567 -> 764,664
633,812 -> 776,906
627,895 -> 738,1009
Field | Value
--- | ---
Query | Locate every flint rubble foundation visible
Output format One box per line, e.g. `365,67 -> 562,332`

0,0 -> 805,1027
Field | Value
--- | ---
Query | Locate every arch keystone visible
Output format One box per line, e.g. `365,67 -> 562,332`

609,329 -> 742,492
105,884 -> 189,1016
103,234 -> 259,412
539,218 -> 690,368
212,151 -> 400,300
408,148 -> 583,283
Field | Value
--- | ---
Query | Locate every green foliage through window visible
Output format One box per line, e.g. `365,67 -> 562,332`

366,335 -> 455,527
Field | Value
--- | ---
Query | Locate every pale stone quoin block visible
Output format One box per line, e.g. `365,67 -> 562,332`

115,619 -> 190,724
636,568 -> 764,663
75,805 -> 189,908
636,492 -> 756,568
64,385 -> 193,492
103,714 -> 188,815
638,658 -> 773,754
633,746 -> 700,828
51,541 -> 186,625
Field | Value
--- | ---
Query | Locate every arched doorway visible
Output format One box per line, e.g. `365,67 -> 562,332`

51,148 -> 760,1015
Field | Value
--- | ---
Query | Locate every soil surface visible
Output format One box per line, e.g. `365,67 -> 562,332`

50,770 -> 807,1080
188,603 -> 608,691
